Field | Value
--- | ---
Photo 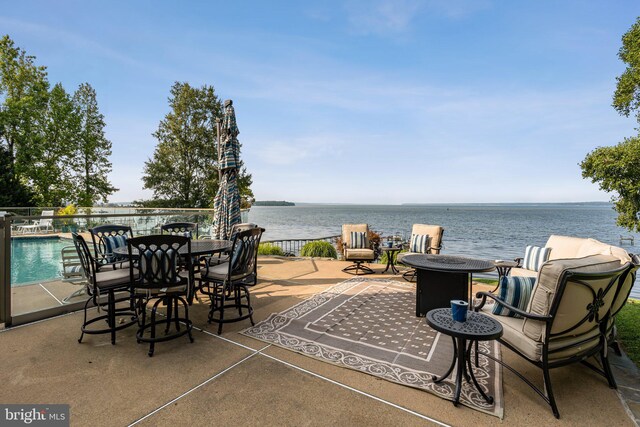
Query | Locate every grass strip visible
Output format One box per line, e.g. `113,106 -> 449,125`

617,299 -> 640,367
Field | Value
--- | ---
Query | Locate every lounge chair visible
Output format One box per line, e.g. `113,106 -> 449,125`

475,254 -> 636,418
397,224 -> 444,281
61,245 -> 89,303
341,224 -> 375,275
15,210 -> 55,234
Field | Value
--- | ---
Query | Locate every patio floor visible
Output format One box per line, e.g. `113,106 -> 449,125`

1,257 -> 637,426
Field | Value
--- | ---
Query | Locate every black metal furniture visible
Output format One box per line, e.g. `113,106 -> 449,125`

161,222 -> 198,239
380,246 -> 402,274
402,254 -> 495,317
426,308 -> 502,407
89,224 -> 134,271
475,257 -> 634,418
491,259 -> 519,292
114,239 -> 232,304
72,233 -> 137,345
127,235 -> 194,357
200,227 -> 264,334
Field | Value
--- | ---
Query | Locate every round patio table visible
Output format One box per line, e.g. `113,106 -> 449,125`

112,239 -> 232,258
401,254 -> 495,316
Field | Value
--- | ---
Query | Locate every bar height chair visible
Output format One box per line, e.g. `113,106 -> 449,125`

72,233 -> 137,345
199,227 -> 264,334
128,234 -> 194,357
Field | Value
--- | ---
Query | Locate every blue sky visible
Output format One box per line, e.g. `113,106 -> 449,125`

2,1 -> 639,204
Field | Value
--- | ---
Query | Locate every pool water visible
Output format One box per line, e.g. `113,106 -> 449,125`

11,238 -> 72,286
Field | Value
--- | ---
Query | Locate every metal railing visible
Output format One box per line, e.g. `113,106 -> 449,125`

261,235 -> 340,257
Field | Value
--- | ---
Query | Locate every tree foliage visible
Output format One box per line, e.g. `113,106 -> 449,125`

0,34 -> 48,205
581,18 -> 640,232
0,35 -> 117,207
142,82 -> 253,208
0,145 -> 34,206
613,17 -> 640,123
581,137 -> 640,232
28,83 -> 79,206
72,83 -> 117,206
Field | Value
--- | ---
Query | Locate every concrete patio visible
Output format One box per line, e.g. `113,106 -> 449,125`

1,257 -> 637,426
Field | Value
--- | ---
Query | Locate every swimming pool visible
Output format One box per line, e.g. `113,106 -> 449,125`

11,237 -> 71,286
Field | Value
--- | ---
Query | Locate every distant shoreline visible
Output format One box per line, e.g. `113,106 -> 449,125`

261,201 -> 614,207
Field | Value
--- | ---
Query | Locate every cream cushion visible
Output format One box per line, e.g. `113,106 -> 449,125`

545,235 -> 588,260
480,305 -> 602,361
510,268 -> 537,278
522,255 -> 624,342
412,224 -> 443,251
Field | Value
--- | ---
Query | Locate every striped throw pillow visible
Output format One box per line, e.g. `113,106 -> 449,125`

492,276 -> 536,318
349,231 -> 367,249
104,234 -> 129,263
410,234 -> 430,253
522,245 -> 551,271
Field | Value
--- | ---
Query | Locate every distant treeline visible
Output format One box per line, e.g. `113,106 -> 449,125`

253,201 -> 295,206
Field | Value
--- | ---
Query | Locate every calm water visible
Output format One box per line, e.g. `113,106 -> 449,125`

11,238 -> 70,286
248,203 -> 639,298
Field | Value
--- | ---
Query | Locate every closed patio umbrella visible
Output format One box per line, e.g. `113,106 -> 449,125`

212,99 -> 241,240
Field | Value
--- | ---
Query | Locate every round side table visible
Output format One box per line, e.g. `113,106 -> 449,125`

491,260 -> 519,292
381,246 -> 402,274
426,308 -> 503,407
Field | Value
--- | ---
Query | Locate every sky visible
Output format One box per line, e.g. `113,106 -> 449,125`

1,1 -> 639,204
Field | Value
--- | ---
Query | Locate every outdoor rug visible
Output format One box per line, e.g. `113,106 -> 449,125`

242,278 -> 503,418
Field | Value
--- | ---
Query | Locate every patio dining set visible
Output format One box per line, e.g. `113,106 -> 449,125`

72,221 -> 264,357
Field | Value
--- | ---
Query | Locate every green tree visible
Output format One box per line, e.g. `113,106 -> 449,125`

581,17 -> 640,232
0,34 -> 49,204
613,17 -> 640,123
71,83 -> 117,206
27,83 -> 79,206
143,82 -> 253,208
0,145 -> 34,206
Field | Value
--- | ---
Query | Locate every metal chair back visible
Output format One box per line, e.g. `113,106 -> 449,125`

161,222 -> 198,239
89,224 -> 133,268
128,235 -> 191,290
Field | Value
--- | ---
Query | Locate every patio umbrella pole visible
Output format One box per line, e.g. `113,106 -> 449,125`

216,118 -> 222,182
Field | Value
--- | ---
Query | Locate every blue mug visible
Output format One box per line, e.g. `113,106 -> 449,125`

451,300 -> 468,322
386,242 -> 393,248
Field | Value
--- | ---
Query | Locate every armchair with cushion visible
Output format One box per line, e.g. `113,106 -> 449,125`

397,224 -> 444,281
475,254 -> 635,418
341,224 -> 375,275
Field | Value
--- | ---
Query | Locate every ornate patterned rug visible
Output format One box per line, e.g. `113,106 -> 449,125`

242,278 -> 503,418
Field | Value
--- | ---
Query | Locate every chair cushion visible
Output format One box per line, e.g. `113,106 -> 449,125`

201,262 -> 252,282
523,255 -> 624,341
349,231 -> 367,249
522,245 -> 550,271
104,234 -> 129,262
344,248 -> 375,261
480,305 -> 601,362
492,276 -> 535,318
410,234 -> 430,254
544,235 -> 587,260
510,267 -> 537,278
411,224 -> 443,252
94,268 -> 131,290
